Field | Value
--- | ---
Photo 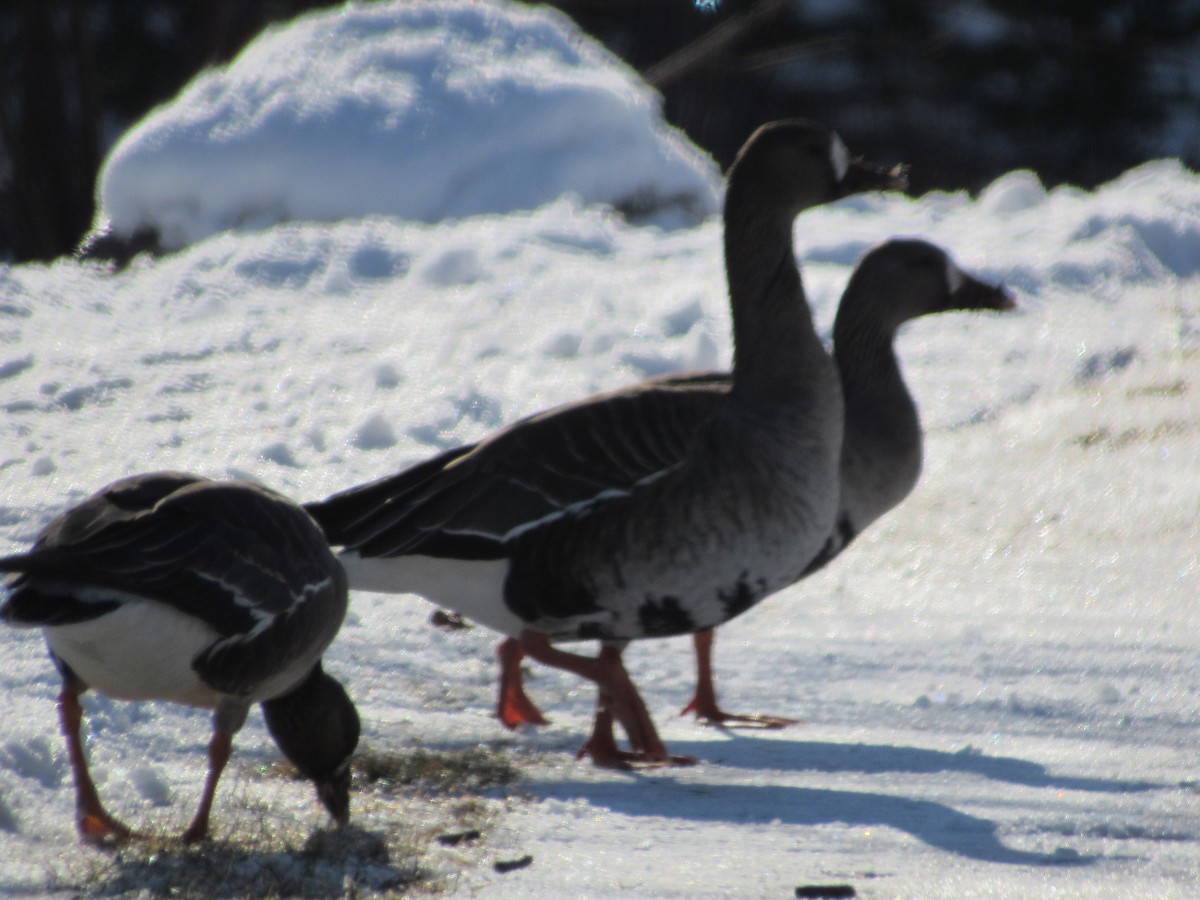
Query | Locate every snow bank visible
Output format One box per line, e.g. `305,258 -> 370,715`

92,0 -> 721,251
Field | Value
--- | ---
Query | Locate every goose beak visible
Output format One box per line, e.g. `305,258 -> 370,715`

316,759 -> 353,826
839,160 -> 909,196
952,276 -> 1018,312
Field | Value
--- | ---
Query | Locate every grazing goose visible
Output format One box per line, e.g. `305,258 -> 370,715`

490,241 -> 1015,731
0,472 -> 360,844
306,120 -> 905,768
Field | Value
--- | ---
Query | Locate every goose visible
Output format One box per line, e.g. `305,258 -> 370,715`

305,120 -> 906,768
491,240 -> 1016,731
0,472 -> 360,844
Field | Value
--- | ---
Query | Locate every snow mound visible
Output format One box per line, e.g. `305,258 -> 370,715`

976,170 -> 1046,217
92,0 -> 721,252
798,159 -> 1200,300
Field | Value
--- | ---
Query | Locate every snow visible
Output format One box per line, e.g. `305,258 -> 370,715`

3,0 -> 1200,896
91,0 -> 720,252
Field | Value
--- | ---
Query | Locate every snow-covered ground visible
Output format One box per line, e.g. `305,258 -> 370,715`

2,1 -> 1199,896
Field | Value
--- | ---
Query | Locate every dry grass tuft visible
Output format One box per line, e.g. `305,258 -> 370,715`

1071,419 -> 1190,449
78,825 -> 423,898
54,743 -> 528,897
354,743 -> 522,796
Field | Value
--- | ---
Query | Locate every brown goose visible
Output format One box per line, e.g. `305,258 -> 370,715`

679,239 -> 1016,724
0,472 -> 360,844
306,120 -> 905,768
483,240 -> 1015,732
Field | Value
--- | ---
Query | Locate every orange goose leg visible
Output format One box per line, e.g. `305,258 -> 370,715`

679,629 -> 801,728
518,631 -> 695,769
495,637 -> 549,728
180,728 -> 233,843
578,698 -> 697,769
58,682 -> 134,845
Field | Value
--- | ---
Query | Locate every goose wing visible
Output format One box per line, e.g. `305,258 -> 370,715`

305,377 -> 728,561
1,472 -> 205,628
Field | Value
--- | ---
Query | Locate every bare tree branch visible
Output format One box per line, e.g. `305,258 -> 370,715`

644,0 -> 792,88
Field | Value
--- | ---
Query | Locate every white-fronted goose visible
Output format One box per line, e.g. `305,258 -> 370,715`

306,120 -> 905,768
486,240 -> 1015,732
678,239 -> 1016,725
0,472 -> 360,844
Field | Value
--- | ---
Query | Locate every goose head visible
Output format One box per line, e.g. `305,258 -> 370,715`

841,239 -> 1016,335
726,119 -> 908,218
261,662 -> 361,825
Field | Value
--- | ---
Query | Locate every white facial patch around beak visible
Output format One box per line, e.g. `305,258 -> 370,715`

945,257 -> 967,294
830,133 -> 850,183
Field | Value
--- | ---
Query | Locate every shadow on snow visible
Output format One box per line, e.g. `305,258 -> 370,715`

696,735 -> 1162,794
534,776 -> 1087,866
529,736 -> 1167,865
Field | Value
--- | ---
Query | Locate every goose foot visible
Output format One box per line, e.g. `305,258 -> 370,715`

517,631 -> 694,767
680,629 -> 801,729
496,638 -> 549,728
579,705 -> 696,770
680,699 -> 802,729
78,810 -> 135,847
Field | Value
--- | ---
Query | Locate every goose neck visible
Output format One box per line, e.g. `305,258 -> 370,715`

723,199 -> 819,385
834,312 -> 901,385
834,317 -> 920,463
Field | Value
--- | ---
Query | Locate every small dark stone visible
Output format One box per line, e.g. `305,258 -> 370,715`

795,885 -> 856,898
436,829 -> 482,846
430,610 -> 471,630
493,854 -> 534,874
